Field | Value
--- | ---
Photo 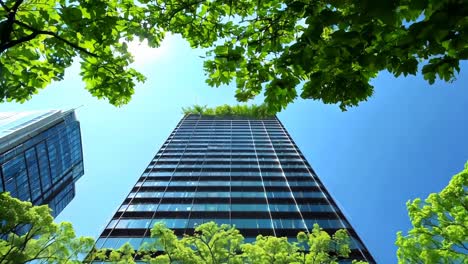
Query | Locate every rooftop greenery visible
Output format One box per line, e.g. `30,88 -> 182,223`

182,104 -> 275,118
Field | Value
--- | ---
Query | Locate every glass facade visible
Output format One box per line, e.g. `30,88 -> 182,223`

97,114 -> 374,262
0,110 -> 84,217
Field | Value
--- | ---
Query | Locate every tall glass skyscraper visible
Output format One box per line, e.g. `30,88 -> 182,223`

0,110 -> 84,217
97,114 -> 374,262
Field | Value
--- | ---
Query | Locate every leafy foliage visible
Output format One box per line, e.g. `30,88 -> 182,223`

1,0 -> 465,110
396,162 -> 468,263
164,0 -> 467,112
0,0 -> 162,105
0,192 -> 94,264
89,222 -> 368,263
182,104 -> 273,118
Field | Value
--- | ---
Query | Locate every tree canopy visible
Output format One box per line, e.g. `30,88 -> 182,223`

0,0 -> 162,105
89,222 -> 369,263
194,0 -> 467,112
0,192 -> 94,264
1,0 -> 466,111
182,104 -> 273,118
396,162 -> 468,263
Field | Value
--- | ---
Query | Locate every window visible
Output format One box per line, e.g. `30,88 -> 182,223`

25,148 -> 42,201
273,219 -> 306,229
2,155 -> 30,201
36,143 -> 52,192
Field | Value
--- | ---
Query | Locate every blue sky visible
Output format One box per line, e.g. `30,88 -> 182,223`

1,34 -> 467,263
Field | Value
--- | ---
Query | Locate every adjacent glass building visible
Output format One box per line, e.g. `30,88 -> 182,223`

97,114 -> 374,262
0,110 -> 84,217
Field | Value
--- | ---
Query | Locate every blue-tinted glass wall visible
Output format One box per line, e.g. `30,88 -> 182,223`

97,114 -> 375,262
0,110 -> 84,217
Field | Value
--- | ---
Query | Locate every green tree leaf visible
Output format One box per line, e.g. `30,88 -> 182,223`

1,0 -> 465,111
0,192 -> 94,263
396,162 -> 468,263
92,221 -> 368,263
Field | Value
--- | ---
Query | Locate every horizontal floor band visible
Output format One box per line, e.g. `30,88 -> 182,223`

114,211 -> 341,219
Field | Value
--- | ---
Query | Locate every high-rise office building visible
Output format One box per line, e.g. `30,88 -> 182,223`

0,110 -> 84,217
97,114 -> 374,262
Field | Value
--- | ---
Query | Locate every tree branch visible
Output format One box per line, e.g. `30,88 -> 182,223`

19,223 -> 37,252
0,30 -> 39,53
0,0 -> 10,12
0,20 -> 99,57
27,233 -> 59,262
11,0 -> 24,12
0,0 -> 24,46
0,243 -> 15,263
161,237 -> 174,263
165,0 -> 204,27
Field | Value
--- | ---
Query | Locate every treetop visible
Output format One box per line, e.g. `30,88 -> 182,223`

1,0 -> 465,112
182,104 -> 275,118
